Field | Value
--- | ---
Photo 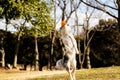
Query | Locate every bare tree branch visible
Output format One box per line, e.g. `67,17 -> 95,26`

55,0 -> 81,22
80,0 -> 118,19
95,0 -> 118,10
66,0 -> 81,22
88,8 -> 95,21
113,0 -> 118,8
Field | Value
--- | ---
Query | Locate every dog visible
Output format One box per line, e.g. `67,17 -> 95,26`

56,21 -> 78,80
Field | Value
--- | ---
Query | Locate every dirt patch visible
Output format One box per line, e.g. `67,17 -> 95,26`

0,69 -> 67,80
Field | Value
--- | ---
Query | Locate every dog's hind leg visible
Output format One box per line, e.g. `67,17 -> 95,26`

71,60 -> 76,80
65,61 -> 73,80
71,67 -> 76,80
66,67 -> 73,80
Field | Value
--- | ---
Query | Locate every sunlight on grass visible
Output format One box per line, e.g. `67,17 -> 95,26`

76,66 -> 120,80
28,66 -> 120,80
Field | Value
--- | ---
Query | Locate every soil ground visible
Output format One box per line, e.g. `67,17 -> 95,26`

0,69 -> 67,80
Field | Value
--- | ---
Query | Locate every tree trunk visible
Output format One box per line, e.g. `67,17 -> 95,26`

78,39 -> 82,69
80,62 -> 83,69
13,32 -> 21,68
86,31 -> 91,69
0,37 -> 5,67
86,47 -> 91,69
13,41 -> 20,68
118,0 -> 120,32
118,17 -> 120,32
0,48 -> 5,67
49,32 -> 52,70
49,1 -> 56,70
75,9 -> 82,69
49,30 -> 56,70
34,36 -> 39,71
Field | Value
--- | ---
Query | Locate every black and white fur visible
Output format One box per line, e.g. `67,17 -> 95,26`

56,53 -> 76,80
56,25 -> 79,80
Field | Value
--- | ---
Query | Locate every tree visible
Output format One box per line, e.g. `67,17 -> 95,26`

0,30 -> 5,67
9,0 -> 36,68
0,0 -> 20,30
90,18 -> 120,67
0,0 -> 53,70
73,0 -> 96,69
80,0 -> 120,31
82,0 -> 96,69
29,1 -> 53,71
12,20 -> 27,68
0,0 -> 21,68
13,0 -> 52,70
49,0 -> 57,70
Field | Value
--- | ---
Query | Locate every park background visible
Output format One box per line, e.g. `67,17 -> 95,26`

0,0 -> 119,73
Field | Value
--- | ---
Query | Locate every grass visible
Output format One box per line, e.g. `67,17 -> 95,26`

0,66 -> 120,80
28,66 -> 120,80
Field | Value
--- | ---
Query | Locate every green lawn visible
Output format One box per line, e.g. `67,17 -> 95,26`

28,66 -> 120,80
